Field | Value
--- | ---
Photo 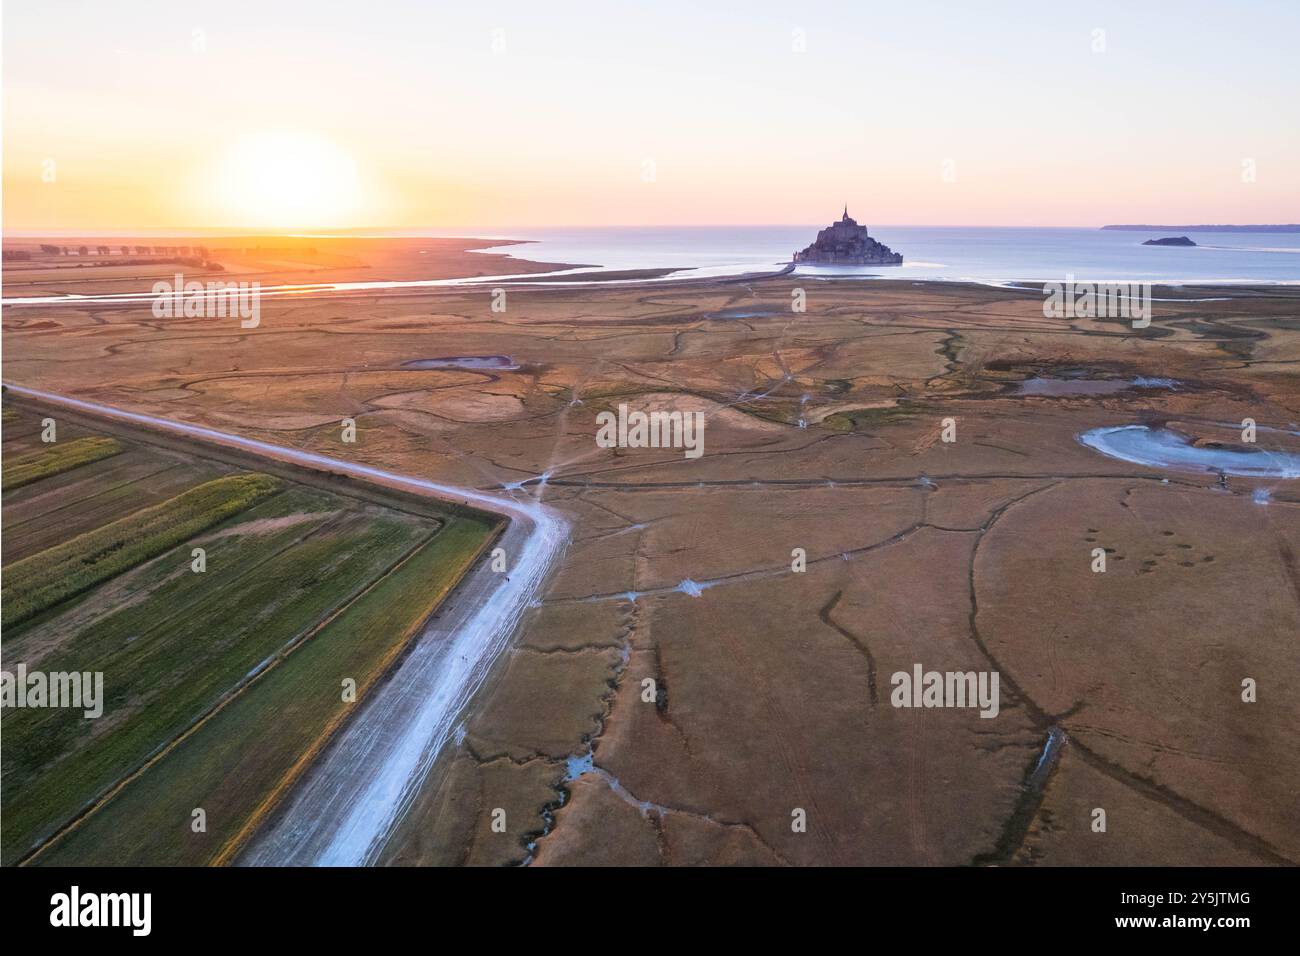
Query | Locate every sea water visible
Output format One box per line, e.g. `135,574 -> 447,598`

437,225 -> 1300,285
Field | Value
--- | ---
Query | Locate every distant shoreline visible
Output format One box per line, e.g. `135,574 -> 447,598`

1101,224 -> 1300,233
8,227 -> 1300,302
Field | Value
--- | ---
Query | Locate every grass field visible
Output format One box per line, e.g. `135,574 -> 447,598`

2,454 -> 225,564
35,515 -> 495,866
2,436 -> 122,489
0,402 -> 499,865
1,472 -> 282,627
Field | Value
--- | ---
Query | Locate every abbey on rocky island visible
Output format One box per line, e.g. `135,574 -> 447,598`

793,207 -> 903,266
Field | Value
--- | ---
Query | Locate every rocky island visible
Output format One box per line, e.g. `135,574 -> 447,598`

794,207 -> 903,265
1143,236 -> 1197,247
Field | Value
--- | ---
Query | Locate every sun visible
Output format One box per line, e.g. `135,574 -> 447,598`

211,131 -> 363,228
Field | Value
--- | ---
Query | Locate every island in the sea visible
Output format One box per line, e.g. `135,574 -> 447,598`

794,207 -> 903,265
1142,236 -> 1197,246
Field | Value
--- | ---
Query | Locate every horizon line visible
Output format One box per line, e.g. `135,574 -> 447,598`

7,222 -> 1300,239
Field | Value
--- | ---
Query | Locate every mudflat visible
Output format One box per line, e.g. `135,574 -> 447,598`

4,251 -> 1297,866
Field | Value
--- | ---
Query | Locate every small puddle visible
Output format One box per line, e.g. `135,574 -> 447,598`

1080,425 -> 1300,478
1017,376 -> 1178,396
708,309 -> 779,320
564,750 -> 594,782
402,355 -> 519,371
1028,727 -> 1067,790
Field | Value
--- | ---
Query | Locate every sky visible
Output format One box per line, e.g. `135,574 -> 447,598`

3,0 -> 1298,231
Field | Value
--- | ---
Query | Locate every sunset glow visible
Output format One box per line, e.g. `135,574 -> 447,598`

4,0 -> 1299,230
200,131 -> 364,229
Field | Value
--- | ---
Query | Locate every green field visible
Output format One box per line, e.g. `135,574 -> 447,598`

37,516 -> 493,866
2,472 -> 282,627
2,436 -> 122,489
0,402 -> 497,865
2,454 -> 225,563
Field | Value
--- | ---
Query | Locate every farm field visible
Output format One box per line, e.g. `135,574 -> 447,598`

2,435 -> 122,490
0,399 -> 498,865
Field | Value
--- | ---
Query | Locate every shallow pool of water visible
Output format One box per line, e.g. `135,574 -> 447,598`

1018,376 -> 1178,396
708,309 -> 780,320
1079,425 -> 1300,478
403,355 -> 519,371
